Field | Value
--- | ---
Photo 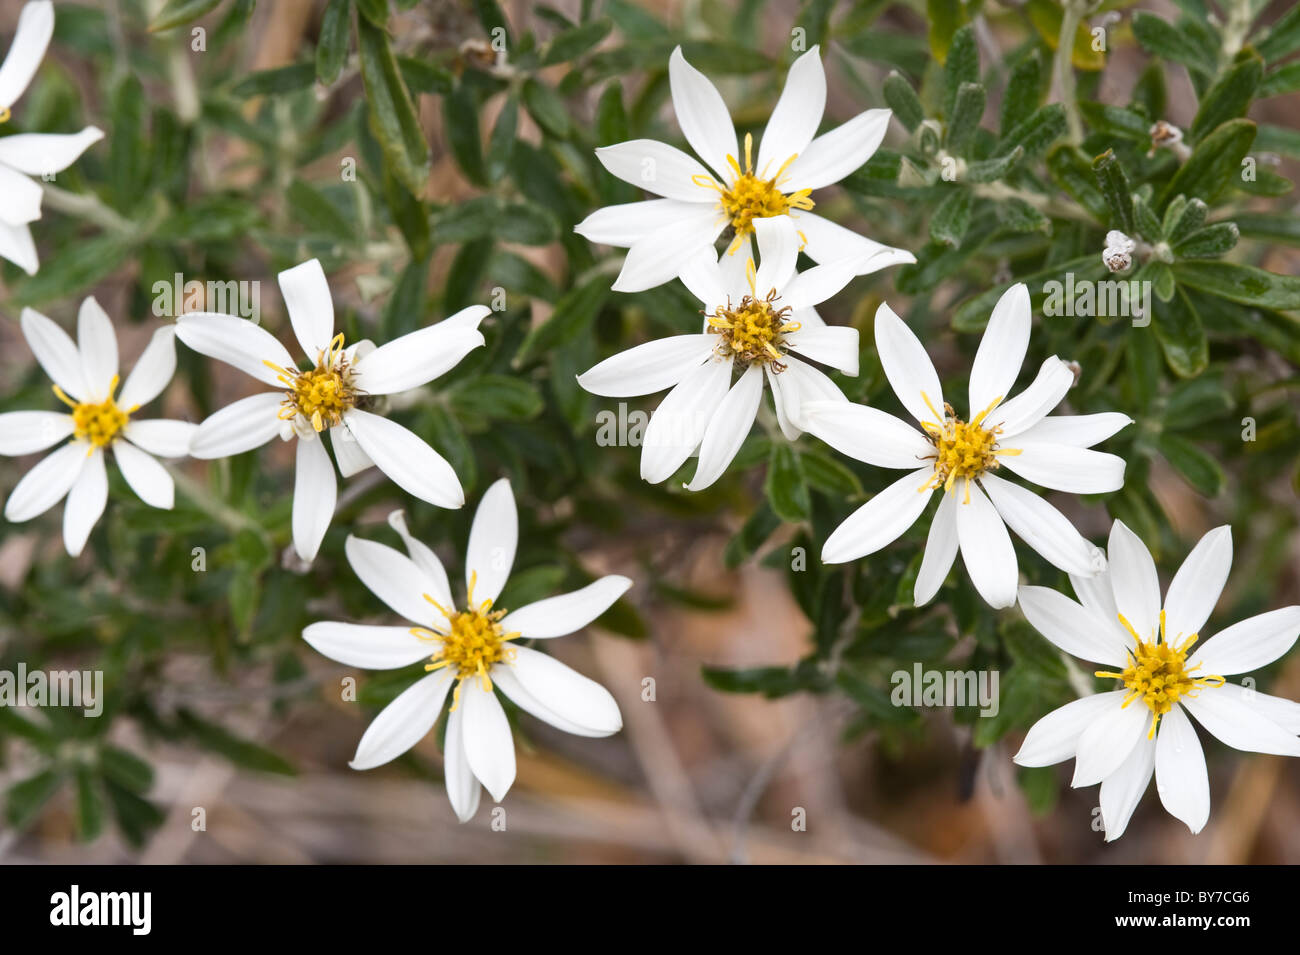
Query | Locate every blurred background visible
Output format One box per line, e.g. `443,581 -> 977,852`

1,0 -> 1299,863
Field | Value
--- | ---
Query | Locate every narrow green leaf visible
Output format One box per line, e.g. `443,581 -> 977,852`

1172,260 -> 1300,309
148,0 -> 222,32
883,71 -> 924,132
1158,118 -> 1256,208
1189,52 -> 1262,143
358,16 -> 430,196
316,0 -> 351,86
1093,149 -> 1135,234
1157,432 -> 1224,496
765,444 -> 811,523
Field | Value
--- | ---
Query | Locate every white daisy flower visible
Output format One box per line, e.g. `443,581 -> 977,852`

575,45 -> 914,292
800,283 -> 1130,608
1014,521 -> 1300,841
176,258 -> 489,562
0,0 -> 105,275
1,299 -> 194,555
303,478 -> 629,822
577,215 -> 871,489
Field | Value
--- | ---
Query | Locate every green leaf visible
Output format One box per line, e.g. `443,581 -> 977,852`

444,84 -> 488,187
724,504 -> 781,568
1167,196 -> 1208,244
74,766 -> 104,842
316,0 -> 352,85
287,179 -> 354,241
1164,376 -> 1233,429
450,374 -> 543,421
5,770 -> 63,829
883,71 -> 924,132
523,78 -> 571,138
1078,101 -> 1151,142
99,745 -> 155,792
945,82 -> 985,155
995,103 -> 1066,160
929,188 -> 972,246
1172,261 -> 1300,309
231,62 -> 316,97
355,0 -> 389,27
765,444 -> 811,523
1093,149 -> 1135,234
1189,52 -> 1262,143
148,0 -> 222,32
965,146 -> 1026,183
799,450 -> 863,497
1255,4 -> 1300,61
1153,288 -> 1208,377
358,16 -> 430,195
1158,118 -> 1256,208
514,275 -> 608,365
701,664 -> 811,698
1173,222 -> 1239,258
1157,432 -> 1224,496
543,18 -> 612,64
103,780 -> 164,847
1232,210 -> 1300,245
1132,11 -> 1211,72
1046,145 -> 1107,220
926,0 -> 967,64
12,234 -> 134,307
486,93 -> 519,183
176,709 -> 297,775
1000,51 -> 1041,137
943,25 -> 978,118
1131,193 -> 1162,242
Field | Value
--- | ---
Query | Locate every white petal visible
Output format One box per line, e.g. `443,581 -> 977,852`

1016,584 -> 1129,667
1072,695 -> 1150,787
981,472 -> 1103,576
752,216 -> 799,294
771,354 -> 846,431
292,435 -> 336,561
639,356 -> 732,484
678,246 -> 729,308
387,509 -> 453,620
783,108 -> 891,192
349,671 -> 451,771
668,46 -> 737,182
0,163 -> 43,224
491,665 -> 610,738
123,418 -> 195,458
1212,681 -> 1300,734
984,356 -> 1073,436
611,208 -> 725,292
0,218 -> 37,274
968,283 -> 1030,415
188,393 -> 282,459
1015,412 -> 1132,448
500,645 -> 622,736
352,325 -> 484,396
757,45 -> 826,173
21,307 -> 88,400
595,139 -> 719,202
783,324 -> 858,375
955,480 -> 1018,609
345,534 -> 445,627
779,254 -> 873,311
766,364 -> 799,441
1072,565 -> 1120,628
0,410 -> 72,455
874,302 -> 942,427
303,621 -> 431,670
460,682 -> 516,802
0,0 -> 54,108
821,468 -> 932,564
329,424 -> 373,478
685,363 -> 762,490
436,305 -> 492,334
914,490 -> 958,606
574,198 -> 703,246
1106,520 -> 1162,644
113,440 -> 173,509
344,409 -> 464,509
577,334 -> 715,398
4,440 -> 85,522
1188,606 -> 1300,676
175,313 -> 298,388
443,703 -> 481,822
1154,705 -> 1209,835
1181,686 -> 1300,757
1013,691 -> 1128,767
1163,525 -> 1232,645
1099,734 -> 1156,841
799,400 -> 930,469
0,126 -> 103,175
278,259 -> 335,358
465,477 -> 517,604
791,211 -> 916,270
999,442 -> 1126,494
62,446 -> 107,557
117,326 -> 178,410
76,297 -> 118,401
502,575 -> 633,639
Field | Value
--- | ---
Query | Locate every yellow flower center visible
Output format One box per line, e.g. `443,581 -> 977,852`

0,106 -> 11,124
693,133 -> 814,250
705,259 -> 801,371
1096,610 -> 1225,739
918,393 -> 1021,501
411,572 -> 520,708
264,333 -> 358,433
53,375 -> 132,448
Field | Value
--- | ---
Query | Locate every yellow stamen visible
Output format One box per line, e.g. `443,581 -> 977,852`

705,133 -> 815,238
268,332 -> 359,431
704,281 -> 796,372
58,375 -> 130,448
918,393 -> 1013,495
1096,611 -> 1225,739
0,107 -> 10,124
